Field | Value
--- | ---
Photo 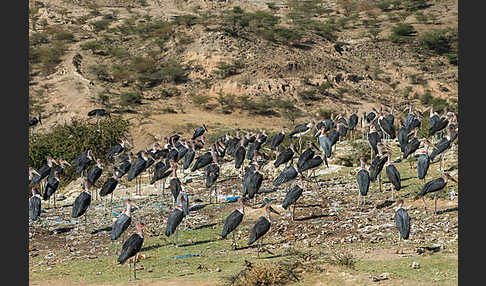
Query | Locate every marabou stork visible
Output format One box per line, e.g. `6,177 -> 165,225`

378,111 -> 396,141
29,114 -> 42,135
111,199 -> 137,241
317,126 -> 332,167
100,167 -> 119,216
192,124 -> 208,140
29,167 -> 41,186
397,120 -> 409,153
73,150 -> 94,176
369,143 -> 388,192
348,110 -> 359,140
226,130 -> 241,156
72,179 -> 92,222
368,124 -> 381,159
222,197 -> 247,249
169,161 -> 182,206
274,144 -> 295,169
416,140 -> 430,183
297,142 -> 321,181
289,122 -> 314,152
385,152 -> 401,200
87,159 -> 103,199
403,128 -> 420,169
183,140 -> 196,171
49,159 -> 71,179
269,128 -> 286,153
393,199 -> 410,254
429,105 -> 449,137
356,157 -> 370,206
127,151 -> 149,196
191,144 -> 215,172
150,160 -> 172,197
29,188 -> 42,221
106,138 -> 130,159
242,163 -> 263,205
115,153 -> 132,183
246,133 -> 263,162
88,108 -> 110,132
205,151 -> 220,203
234,137 -> 247,175
248,203 -> 280,257
165,195 -> 187,246
414,172 -> 457,214
273,164 -> 299,188
43,171 -> 61,209
117,221 -> 145,281
31,157 -> 58,193
430,127 -> 455,171
282,182 -> 304,221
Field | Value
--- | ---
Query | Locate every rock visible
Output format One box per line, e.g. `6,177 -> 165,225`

411,261 -> 420,269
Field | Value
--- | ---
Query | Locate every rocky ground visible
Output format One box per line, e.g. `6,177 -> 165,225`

28,138 -> 458,285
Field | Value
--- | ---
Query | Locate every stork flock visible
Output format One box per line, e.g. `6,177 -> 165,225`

28,104 -> 458,280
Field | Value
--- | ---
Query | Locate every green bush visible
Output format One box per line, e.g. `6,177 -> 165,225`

212,60 -> 244,79
120,91 -> 142,106
29,117 -> 131,186
418,28 -> 457,55
91,19 -> 112,32
158,61 -> 188,83
80,40 -> 103,51
389,23 -> 416,43
192,94 -> 210,106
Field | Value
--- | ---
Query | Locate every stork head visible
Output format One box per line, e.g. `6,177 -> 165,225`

393,199 -> 405,210
442,172 -> 457,183
135,221 -> 143,235
32,187 -> 39,196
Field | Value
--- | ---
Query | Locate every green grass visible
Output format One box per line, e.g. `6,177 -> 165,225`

355,252 -> 458,284
29,215 -> 287,284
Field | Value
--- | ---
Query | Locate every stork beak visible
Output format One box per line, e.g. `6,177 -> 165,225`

449,177 -> 458,184
63,161 -> 72,167
32,169 -> 41,176
268,206 -> 280,215
51,159 -> 58,165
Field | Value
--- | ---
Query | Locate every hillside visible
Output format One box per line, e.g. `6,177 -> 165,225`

29,0 -> 458,149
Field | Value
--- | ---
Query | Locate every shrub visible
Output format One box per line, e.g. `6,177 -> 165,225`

192,94 -> 210,106
298,90 -> 319,101
30,32 -> 49,46
120,91 -> 142,106
158,61 -> 188,83
318,108 -> 336,119
217,92 -> 238,113
212,60 -> 244,79
418,28 -> 457,57
91,19 -> 112,32
160,87 -> 181,98
389,23 -> 416,43
29,117 -> 130,186
80,40 -> 103,52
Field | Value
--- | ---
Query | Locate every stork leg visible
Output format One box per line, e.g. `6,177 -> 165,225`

54,193 -> 56,209
133,254 -> 138,280
128,258 -> 132,281
422,197 -> 428,213
175,227 -> 179,247
232,232 -> 237,250
292,204 -> 296,221
110,193 -> 113,217
357,192 -> 360,208
434,194 -> 438,215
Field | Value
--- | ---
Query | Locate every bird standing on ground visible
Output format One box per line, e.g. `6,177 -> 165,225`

72,179 -> 92,222
73,150 -> 94,176
192,124 -> 208,140
205,151 -> 221,203
165,195 -> 186,246
274,144 -> 295,168
414,172 -> 457,214
417,140 -> 431,183
87,159 -> 103,198
356,157 -> 370,207
385,152 -> 401,200
248,203 -> 280,257
29,188 -> 42,221
111,200 -> 137,241
43,171 -> 61,209
106,138 -> 130,160
100,167 -> 120,216
394,199 -> 410,254
282,182 -> 304,221
117,221 -> 145,281
222,197 -> 247,249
